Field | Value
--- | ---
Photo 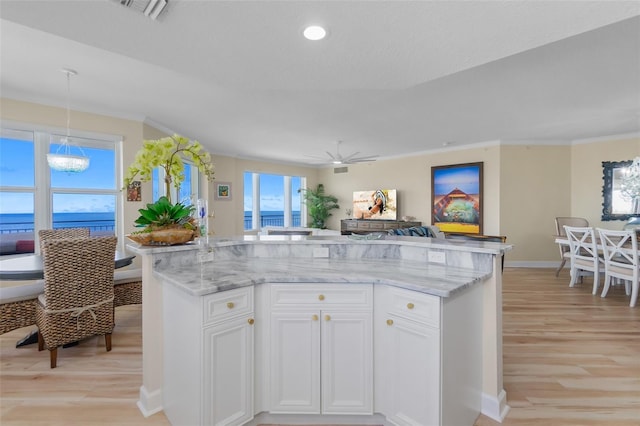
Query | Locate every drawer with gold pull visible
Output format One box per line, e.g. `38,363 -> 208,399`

387,287 -> 440,327
203,286 -> 254,325
270,283 -> 372,309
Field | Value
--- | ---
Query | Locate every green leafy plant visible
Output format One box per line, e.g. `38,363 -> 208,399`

133,196 -> 196,232
299,184 -> 339,229
124,134 -> 215,203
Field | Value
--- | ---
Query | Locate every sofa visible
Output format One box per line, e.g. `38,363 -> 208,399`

387,225 -> 445,239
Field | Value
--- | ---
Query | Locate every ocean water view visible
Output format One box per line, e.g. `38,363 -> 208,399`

244,211 -> 301,229
0,211 -> 301,233
0,212 -> 115,234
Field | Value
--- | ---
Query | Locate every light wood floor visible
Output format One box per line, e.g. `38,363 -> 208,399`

1,268 -> 638,425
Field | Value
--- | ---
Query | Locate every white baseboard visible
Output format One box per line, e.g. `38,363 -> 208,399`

137,385 -> 163,418
504,260 -> 562,268
481,389 -> 510,422
247,412 -> 392,426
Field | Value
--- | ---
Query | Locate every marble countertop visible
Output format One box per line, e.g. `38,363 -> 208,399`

128,233 -> 511,256
154,256 -> 492,299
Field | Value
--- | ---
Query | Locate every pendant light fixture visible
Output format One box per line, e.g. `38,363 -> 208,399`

47,68 -> 90,173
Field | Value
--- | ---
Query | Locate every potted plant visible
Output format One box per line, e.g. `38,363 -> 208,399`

124,134 -> 215,204
124,134 -> 214,245
128,196 -> 198,245
299,184 -> 339,229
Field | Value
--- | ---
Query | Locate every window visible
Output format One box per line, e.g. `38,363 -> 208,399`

0,124 -> 121,256
243,172 -> 304,231
152,162 -> 198,206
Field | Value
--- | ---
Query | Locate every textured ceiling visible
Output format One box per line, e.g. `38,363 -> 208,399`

1,0 -> 639,166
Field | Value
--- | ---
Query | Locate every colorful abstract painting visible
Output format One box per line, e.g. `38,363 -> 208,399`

431,162 -> 483,234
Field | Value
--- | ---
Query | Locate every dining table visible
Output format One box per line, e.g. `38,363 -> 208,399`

0,250 -> 136,346
0,250 -> 135,280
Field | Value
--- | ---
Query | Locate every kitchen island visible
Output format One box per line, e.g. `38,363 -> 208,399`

128,234 -> 512,425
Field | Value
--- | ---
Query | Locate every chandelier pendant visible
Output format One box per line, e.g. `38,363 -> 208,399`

47,69 -> 90,173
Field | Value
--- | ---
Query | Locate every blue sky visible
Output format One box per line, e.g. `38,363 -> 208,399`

0,138 -> 303,214
243,172 -> 302,212
0,137 -> 116,214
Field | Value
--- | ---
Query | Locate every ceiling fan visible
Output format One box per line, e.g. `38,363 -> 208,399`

313,141 -> 378,165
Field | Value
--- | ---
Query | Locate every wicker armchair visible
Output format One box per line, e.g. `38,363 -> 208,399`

36,236 -> 117,368
38,228 -> 90,252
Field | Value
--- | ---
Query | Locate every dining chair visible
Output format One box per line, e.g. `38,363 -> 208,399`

564,225 -> 602,295
38,228 -> 90,252
35,236 -> 117,368
597,228 -> 639,307
554,217 -> 589,276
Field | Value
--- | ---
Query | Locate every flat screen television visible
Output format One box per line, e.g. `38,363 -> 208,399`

352,189 -> 397,220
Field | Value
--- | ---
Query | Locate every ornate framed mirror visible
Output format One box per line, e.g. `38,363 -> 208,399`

601,160 -> 634,221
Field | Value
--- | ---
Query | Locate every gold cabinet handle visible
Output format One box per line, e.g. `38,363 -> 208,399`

387,319 -> 394,326
318,294 -> 325,301
226,302 -> 235,309
325,315 -> 331,321
312,314 -> 319,321
407,303 -> 415,310
248,318 -> 254,325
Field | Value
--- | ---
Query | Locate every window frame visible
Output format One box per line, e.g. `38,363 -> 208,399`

1,120 -> 124,253
153,162 -> 201,206
243,171 -> 307,232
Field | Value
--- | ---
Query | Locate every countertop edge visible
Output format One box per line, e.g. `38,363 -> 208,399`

153,267 -> 491,299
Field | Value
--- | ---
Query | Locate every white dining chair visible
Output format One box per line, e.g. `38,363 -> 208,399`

597,228 -> 639,308
564,225 -> 603,295
554,217 -> 589,276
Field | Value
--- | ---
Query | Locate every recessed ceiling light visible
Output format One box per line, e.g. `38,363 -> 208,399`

303,25 -> 326,41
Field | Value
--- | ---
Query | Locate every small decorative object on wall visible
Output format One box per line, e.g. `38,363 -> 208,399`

126,181 -> 141,201
602,158 -> 640,225
352,189 -> 397,220
431,162 -> 483,234
215,182 -> 232,200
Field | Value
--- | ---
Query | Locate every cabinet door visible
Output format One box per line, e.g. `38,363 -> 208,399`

385,315 -> 440,426
203,315 -> 254,426
270,311 -> 321,413
321,311 -> 373,414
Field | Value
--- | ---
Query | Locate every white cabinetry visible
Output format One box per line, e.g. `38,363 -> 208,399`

162,279 -> 483,426
203,315 -> 253,425
270,310 -> 320,413
163,284 -> 254,426
269,284 -> 373,415
375,284 -> 483,426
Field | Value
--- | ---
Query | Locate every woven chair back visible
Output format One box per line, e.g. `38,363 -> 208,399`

38,228 -> 90,252
555,217 -> 589,237
41,236 -> 117,312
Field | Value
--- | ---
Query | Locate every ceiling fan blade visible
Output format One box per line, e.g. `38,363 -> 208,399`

342,151 -> 361,161
345,155 -> 379,163
313,142 -> 378,164
326,151 -> 337,160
